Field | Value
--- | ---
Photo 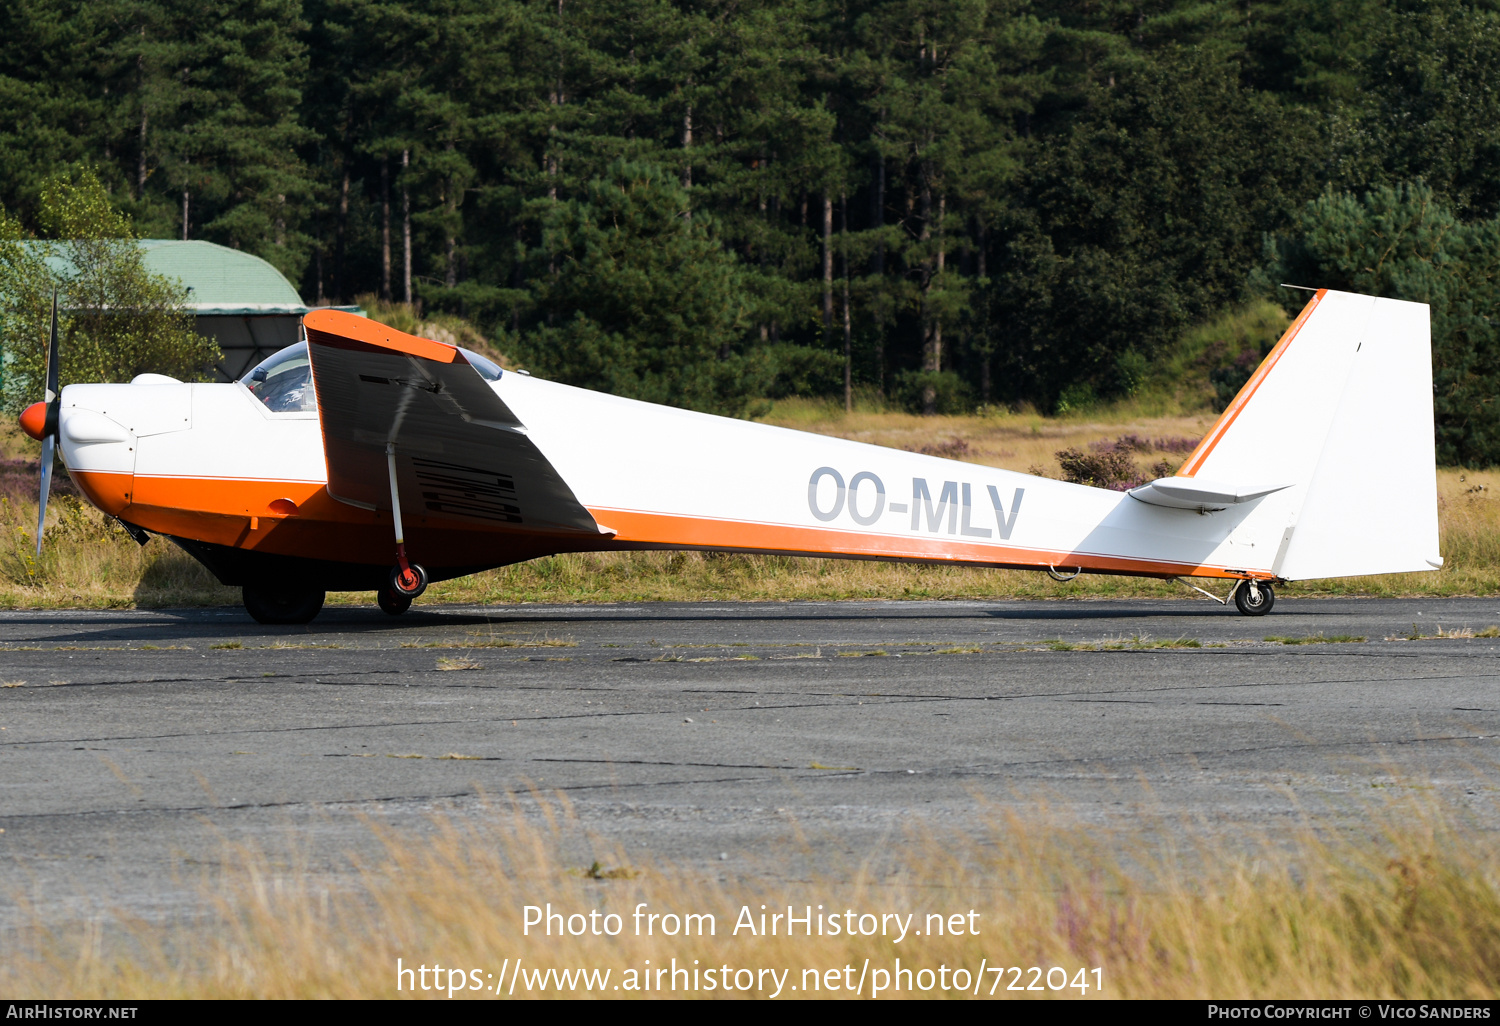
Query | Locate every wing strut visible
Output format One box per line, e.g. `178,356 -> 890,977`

386,442 -> 428,599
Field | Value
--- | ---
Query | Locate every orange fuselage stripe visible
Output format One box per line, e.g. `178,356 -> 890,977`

75,470 -> 382,555
68,472 -> 1271,581
589,507 -> 1267,580
73,470 -> 599,565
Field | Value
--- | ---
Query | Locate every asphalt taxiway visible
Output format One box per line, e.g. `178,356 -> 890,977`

3,597 -> 1499,926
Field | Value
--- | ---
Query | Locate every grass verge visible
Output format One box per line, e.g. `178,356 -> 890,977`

5,792 -> 1500,999
1,494 -> 1498,608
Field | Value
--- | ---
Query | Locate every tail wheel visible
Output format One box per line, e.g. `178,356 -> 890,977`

389,562 -> 429,599
243,584 -> 326,625
377,586 -> 413,616
1234,580 -> 1276,616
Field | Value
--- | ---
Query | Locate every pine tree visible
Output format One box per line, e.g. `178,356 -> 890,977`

992,43 -> 1318,408
518,160 -> 759,414
1359,0 -> 1500,219
0,0 -> 109,221
1267,181 -> 1500,465
164,0 -> 317,280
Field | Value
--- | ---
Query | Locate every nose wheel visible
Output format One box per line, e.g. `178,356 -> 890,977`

1234,580 -> 1275,616
388,562 -> 428,600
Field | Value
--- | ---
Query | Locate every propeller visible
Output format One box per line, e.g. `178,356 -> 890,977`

18,292 -> 61,558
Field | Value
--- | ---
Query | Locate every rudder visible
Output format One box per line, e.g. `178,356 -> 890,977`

1173,289 -> 1439,580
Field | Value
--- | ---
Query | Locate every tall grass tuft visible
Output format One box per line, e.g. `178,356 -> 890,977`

0,491 -> 234,608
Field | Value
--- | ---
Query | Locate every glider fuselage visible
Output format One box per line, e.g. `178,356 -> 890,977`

44,289 -> 1442,615
57,370 -> 1281,591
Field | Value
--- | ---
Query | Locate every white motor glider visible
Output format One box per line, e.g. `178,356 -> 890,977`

18,288 -> 1441,623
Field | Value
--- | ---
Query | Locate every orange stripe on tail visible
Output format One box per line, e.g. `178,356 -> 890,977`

1178,290 -> 1325,477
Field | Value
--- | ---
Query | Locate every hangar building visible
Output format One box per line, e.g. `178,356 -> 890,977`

26,239 -> 359,382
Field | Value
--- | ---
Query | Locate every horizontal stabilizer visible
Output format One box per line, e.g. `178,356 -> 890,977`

1128,477 -> 1290,511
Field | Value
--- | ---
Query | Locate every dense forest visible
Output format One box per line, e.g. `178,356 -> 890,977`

3,0 -> 1500,461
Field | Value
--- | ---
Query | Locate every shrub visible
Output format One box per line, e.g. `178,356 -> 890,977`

894,370 -> 972,415
1056,446 -> 1142,490
919,437 -> 973,459
0,165 -> 217,411
1152,435 -> 1200,454
1056,436 -> 1186,489
1054,381 -> 1096,414
761,343 -> 844,400
1208,349 -> 1265,411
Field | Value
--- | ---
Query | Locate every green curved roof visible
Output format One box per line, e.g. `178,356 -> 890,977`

26,239 -> 339,316
137,240 -> 308,314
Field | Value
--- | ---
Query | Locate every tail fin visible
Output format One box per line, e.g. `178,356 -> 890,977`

1174,289 -> 1439,580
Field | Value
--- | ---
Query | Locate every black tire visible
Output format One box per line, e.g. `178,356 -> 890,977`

389,562 -> 429,599
242,584 -> 326,625
377,586 -> 412,616
1234,580 -> 1276,616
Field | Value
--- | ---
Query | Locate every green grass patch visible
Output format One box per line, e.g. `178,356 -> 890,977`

1132,300 -> 1292,415
1106,636 -> 1203,650
1263,634 -> 1368,645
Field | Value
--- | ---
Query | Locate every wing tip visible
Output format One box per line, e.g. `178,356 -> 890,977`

304,308 -> 459,364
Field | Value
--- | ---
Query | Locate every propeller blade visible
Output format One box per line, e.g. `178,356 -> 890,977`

44,289 -> 59,404
35,290 -> 61,558
36,434 -> 54,559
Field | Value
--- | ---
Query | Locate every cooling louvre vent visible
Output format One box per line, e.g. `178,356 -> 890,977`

414,456 -> 523,523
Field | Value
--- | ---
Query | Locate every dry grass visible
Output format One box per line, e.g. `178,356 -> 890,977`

759,397 -> 1219,478
1044,635 -> 1206,651
0,491 -> 237,609
6,792 -> 1500,999
1,414 -> 1497,609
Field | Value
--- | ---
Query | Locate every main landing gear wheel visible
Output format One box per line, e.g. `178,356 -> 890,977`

389,562 -> 429,600
1234,580 -> 1276,616
377,585 -> 413,616
242,584 -> 326,625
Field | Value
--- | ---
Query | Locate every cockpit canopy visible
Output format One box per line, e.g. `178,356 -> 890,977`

242,340 -> 503,413
244,342 -> 316,412
460,348 -> 504,380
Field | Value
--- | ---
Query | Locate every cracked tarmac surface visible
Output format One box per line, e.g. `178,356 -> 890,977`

3,596 -> 1500,928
